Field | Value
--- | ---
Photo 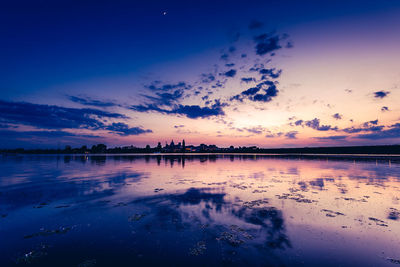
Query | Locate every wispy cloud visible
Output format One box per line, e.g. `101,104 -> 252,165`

68,95 -> 118,107
0,100 -> 151,137
105,123 -> 152,136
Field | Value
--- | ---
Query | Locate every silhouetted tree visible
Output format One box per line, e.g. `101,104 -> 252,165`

156,142 -> 162,152
91,144 -> 107,153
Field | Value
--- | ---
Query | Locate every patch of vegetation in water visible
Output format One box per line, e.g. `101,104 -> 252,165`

128,213 -> 146,222
15,244 -> 49,264
23,226 -> 72,239
78,259 -> 97,267
189,241 -> 206,256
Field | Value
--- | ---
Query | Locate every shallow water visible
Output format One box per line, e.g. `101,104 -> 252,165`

0,154 -> 399,266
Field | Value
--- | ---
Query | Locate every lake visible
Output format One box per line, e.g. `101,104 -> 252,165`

0,154 -> 399,266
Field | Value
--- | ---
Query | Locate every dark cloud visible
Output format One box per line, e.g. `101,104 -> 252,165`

304,118 -> 337,131
143,90 -> 184,106
241,87 -> 261,96
241,77 -> 254,83
146,81 -> 191,92
259,68 -> 282,79
265,132 -> 283,138
314,135 -> 348,141
332,113 -> 342,120
131,100 -> 226,119
381,106 -> 389,112
0,100 -> 127,130
105,122 -> 152,136
0,129 -> 100,139
294,120 -> 303,126
224,69 -> 237,77
248,20 -> 263,29
173,104 -> 225,118
139,81 -> 195,109
286,41 -> 294,48
285,131 -> 298,139
253,33 -> 282,56
342,124 -> 384,133
374,91 -> 390,98
0,123 -> 12,128
220,53 -> 229,60
363,119 -> 378,126
356,123 -> 400,140
174,125 -> 185,128
341,119 -> 384,134
249,63 -> 265,72
0,129 -> 102,148
240,126 -> 265,135
231,81 -> 278,103
68,95 -> 117,107
200,73 -> 216,83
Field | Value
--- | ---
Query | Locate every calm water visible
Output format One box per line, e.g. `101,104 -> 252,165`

0,154 -> 400,266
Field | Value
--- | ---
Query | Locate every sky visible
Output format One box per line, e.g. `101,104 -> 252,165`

1,0 -> 400,149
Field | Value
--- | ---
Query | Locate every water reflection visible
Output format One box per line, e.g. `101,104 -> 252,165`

0,154 -> 399,266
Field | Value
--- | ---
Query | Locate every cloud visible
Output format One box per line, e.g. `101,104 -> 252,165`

172,103 -> 225,119
381,106 -> 389,112
138,81 -> 196,109
0,123 -> 12,128
105,122 -> 152,136
200,73 -> 216,83
286,41 -> 294,48
259,68 -> 282,79
131,100 -> 226,119
363,119 -> 378,126
342,121 -> 384,133
356,123 -> 400,140
68,95 -> 117,107
241,77 -> 254,83
332,113 -> 342,120
224,69 -> 237,77
231,81 -> 279,103
146,81 -> 191,92
265,132 -> 283,138
314,135 -> 348,141
248,20 -> 263,29
237,126 -> 265,135
303,118 -> 337,131
0,129 -> 100,139
143,90 -> 184,106
253,33 -> 282,56
174,125 -> 185,128
241,87 -> 261,96
0,129 -> 102,148
285,131 -> 298,139
0,100 -> 127,130
294,120 -> 303,126
374,91 -> 390,98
